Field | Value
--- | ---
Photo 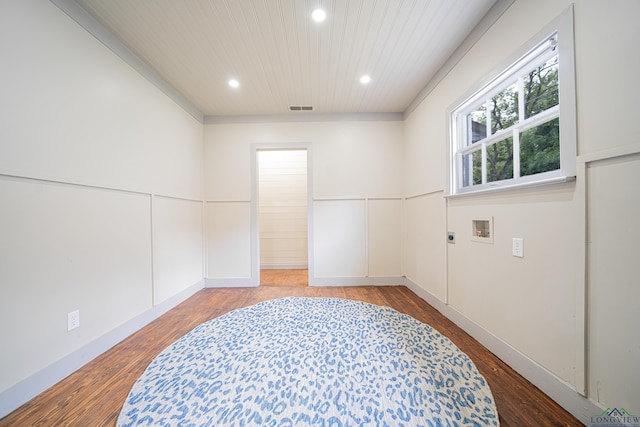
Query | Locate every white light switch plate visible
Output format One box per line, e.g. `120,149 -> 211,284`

512,238 -> 524,258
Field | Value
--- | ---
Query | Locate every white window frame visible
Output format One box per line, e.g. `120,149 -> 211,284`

447,6 -> 576,196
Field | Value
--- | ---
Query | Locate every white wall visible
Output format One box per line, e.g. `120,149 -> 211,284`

3,0 -> 638,423
403,194 -> 446,301
206,201 -> 252,281
587,153 -> 640,411
0,179 -> 152,393
445,185 -> 579,384
152,196 -> 204,305
368,199 -> 402,278
0,0 -> 204,416
203,120 -> 403,286
314,199 -> 367,278
403,0 -> 640,423
402,54 -> 448,301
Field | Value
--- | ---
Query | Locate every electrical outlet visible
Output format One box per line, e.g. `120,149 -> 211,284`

447,232 -> 455,244
512,238 -> 524,258
67,310 -> 80,331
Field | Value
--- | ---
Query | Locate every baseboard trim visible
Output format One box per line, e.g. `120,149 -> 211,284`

403,278 -> 601,425
310,276 -> 405,287
205,276 -> 404,287
0,279 -> 205,419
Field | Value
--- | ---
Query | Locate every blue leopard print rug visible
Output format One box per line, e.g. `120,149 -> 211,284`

117,297 -> 499,426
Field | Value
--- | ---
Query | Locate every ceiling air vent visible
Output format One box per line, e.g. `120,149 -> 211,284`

288,105 -> 314,111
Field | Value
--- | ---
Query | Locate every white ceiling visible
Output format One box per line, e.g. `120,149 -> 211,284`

67,0 -> 502,120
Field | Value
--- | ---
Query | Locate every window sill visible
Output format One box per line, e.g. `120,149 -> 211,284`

445,175 -> 575,198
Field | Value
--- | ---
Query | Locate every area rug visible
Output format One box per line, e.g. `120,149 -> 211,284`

117,297 -> 499,426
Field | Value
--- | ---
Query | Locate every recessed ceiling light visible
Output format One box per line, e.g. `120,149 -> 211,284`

360,75 -> 371,84
228,79 -> 240,88
311,8 -> 326,23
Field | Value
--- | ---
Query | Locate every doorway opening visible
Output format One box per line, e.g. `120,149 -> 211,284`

257,149 -> 309,287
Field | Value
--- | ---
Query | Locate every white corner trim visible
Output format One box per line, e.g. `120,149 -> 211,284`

404,0 -> 516,119
49,0 -> 204,123
403,277 -> 602,426
576,143 -> 640,165
0,279 -> 205,419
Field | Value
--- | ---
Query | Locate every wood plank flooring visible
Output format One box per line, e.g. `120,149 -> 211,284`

0,270 -> 583,426
260,268 -> 308,287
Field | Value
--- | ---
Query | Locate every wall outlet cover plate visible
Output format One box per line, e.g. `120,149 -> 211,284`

512,238 -> 524,257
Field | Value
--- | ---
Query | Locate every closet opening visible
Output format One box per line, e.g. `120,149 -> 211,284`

257,149 -> 309,287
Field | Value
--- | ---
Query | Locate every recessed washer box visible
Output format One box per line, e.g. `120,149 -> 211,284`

472,217 -> 493,244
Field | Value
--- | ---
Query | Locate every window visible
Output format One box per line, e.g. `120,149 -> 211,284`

448,7 -> 576,196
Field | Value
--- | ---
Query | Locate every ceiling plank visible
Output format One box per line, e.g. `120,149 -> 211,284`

64,0 -> 501,118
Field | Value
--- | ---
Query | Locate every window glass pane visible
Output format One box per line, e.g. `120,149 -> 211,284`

520,117 -> 560,176
467,104 -> 487,144
462,150 -> 482,187
486,137 -> 514,183
491,83 -> 518,134
524,56 -> 558,119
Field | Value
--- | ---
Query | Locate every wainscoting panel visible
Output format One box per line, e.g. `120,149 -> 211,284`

313,199 -> 367,278
205,201 -> 252,281
403,192 -> 447,301
587,152 -> 640,411
0,176 -> 153,395
152,196 -> 204,304
368,198 -> 402,277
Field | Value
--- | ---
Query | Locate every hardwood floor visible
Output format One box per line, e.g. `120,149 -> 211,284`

0,270 -> 583,426
260,268 -> 308,287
